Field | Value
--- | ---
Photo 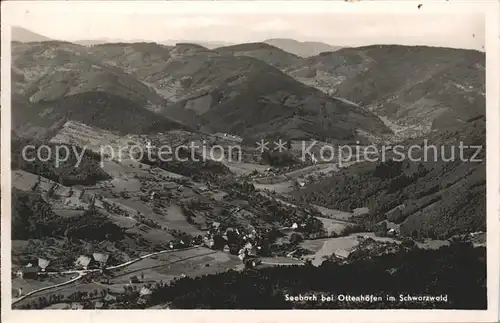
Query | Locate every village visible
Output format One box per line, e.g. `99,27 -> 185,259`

13,118 -> 483,310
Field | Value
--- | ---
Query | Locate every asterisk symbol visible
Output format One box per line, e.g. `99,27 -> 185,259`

274,139 -> 286,152
255,139 -> 269,153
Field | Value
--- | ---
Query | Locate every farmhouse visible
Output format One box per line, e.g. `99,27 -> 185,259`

38,258 -> 51,272
71,303 -> 84,310
92,253 -> 110,267
334,248 -> 353,259
244,257 -> 262,269
104,294 -> 117,302
75,255 -> 92,270
93,301 -> 104,309
140,286 -> 153,298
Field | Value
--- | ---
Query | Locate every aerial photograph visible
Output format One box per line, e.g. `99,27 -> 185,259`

9,7 -> 488,310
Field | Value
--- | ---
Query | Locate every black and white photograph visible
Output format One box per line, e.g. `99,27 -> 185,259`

1,1 -> 499,322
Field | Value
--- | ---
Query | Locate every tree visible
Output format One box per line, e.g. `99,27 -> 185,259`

289,233 -> 304,245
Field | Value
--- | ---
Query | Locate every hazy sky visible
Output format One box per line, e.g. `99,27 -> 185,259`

5,2 -> 485,50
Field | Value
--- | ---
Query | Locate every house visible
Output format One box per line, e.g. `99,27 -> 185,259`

243,242 -> 252,249
129,275 -> 140,284
204,238 -> 215,248
251,258 -> 262,267
92,253 -> 110,267
38,258 -> 51,272
248,247 -> 258,257
333,249 -> 352,259
140,286 -> 153,298
75,255 -> 93,270
212,222 -> 221,230
16,266 -> 39,279
71,303 -> 84,310
291,223 -> 299,229
223,244 -> 231,253
386,221 -> 400,235
103,294 -> 117,302
238,249 -> 248,261
94,301 -> 104,309
244,257 -> 262,269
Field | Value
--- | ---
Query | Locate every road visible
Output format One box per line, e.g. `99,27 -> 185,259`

260,260 -> 304,266
11,245 -> 203,305
12,272 -> 86,305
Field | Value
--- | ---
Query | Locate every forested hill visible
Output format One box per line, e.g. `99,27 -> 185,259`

290,117 -> 485,239
146,242 -> 485,309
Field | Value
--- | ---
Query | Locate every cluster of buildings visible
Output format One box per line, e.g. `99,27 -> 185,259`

15,258 -> 51,279
203,221 -> 262,261
213,133 -> 243,143
74,253 -> 110,270
14,253 -> 111,281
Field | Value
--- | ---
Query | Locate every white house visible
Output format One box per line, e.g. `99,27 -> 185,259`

38,258 -> 51,272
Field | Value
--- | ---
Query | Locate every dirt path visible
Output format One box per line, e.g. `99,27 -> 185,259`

12,272 -> 85,305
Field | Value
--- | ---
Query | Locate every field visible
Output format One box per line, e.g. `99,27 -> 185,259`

12,247 -> 242,308
110,247 -> 240,284
14,280 -> 108,308
316,217 -> 350,235
312,204 -> 353,221
12,274 -> 79,296
300,236 -> 359,266
11,118 -> 477,310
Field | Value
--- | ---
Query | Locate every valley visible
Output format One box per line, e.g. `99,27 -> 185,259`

10,28 -> 487,310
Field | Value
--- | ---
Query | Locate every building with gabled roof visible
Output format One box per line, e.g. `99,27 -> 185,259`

104,294 -> 117,302
334,248 -> 353,259
92,253 -> 110,266
139,286 -> 153,299
38,258 -> 51,271
71,303 -> 84,310
94,301 -> 104,309
75,255 -> 92,270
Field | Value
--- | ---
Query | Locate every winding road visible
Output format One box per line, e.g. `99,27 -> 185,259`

12,245 -> 203,305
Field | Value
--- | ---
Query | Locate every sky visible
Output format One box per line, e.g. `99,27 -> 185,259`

4,1 -> 485,50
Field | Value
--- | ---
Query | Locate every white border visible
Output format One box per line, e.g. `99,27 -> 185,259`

1,1 -> 499,323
